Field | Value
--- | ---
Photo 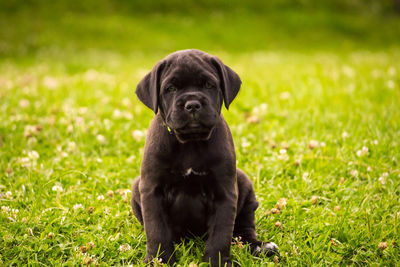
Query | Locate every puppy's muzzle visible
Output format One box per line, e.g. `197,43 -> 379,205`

184,99 -> 202,113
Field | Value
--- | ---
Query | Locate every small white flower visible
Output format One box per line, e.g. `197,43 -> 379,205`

96,134 -> 106,144
11,209 -> 19,217
373,140 -> 378,145
308,140 -> 319,149
28,150 -> 39,160
119,243 -> 131,252
67,141 -> 76,152
104,207 -> 111,215
342,132 -> 349,138
279,149 -> 287,154
277,154 -> 288,161
43,76 -> 59,89
279,91 -> 291,100
1,206 -> 10,213
356,146 -> 368,157
387,80 -> 395,89
67,124 -> 74,133
97,195 -> 105,201
241,138 -> 251,148
19,99 -> 30,108
131,130 -> 145,141
388,67 -> 396,76
367,166 -> 372,172
342,66 -> 355,77
73,203 -> 83,210
320,142 -> 326,147
351,170 -> 358,177
378,176 -> 386,184
18,157 -> 31,167
126,155 -> 135,163
52,185 -> 63,192
122,97 -> 130,107
112,109 -> 122,119
382,172 -> 389,177
5,191 -> 12,199
302,172 -> 309,180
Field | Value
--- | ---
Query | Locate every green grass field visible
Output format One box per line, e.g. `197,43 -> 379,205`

1,1 -> 400,266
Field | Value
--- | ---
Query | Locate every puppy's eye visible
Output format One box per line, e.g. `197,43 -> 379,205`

167,86 -> 177,92
205,81 -> 214,89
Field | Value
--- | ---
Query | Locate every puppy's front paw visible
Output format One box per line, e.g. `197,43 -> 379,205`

252,242 -> 279,257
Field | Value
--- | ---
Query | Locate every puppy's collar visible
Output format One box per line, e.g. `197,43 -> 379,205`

166,125 -> 173,134
162,122 -> 174,135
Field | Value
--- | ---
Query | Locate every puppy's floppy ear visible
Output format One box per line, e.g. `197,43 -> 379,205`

211,56 -> 242,109
135,60 -> 166,113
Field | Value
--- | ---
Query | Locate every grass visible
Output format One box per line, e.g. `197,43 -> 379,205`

1,2 -> 400,266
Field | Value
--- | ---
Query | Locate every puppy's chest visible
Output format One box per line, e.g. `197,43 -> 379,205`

164,168 -> 216,208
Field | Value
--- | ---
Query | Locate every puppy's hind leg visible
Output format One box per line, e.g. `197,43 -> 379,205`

131,177 -> 143,225
234,169 -> 279,257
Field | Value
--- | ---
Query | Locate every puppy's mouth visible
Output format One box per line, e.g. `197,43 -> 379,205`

173,123 -> 214,143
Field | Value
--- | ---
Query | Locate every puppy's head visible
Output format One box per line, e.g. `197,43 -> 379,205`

136,49 -> 241,143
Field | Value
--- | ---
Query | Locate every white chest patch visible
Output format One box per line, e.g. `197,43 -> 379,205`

183,167 -> 207,177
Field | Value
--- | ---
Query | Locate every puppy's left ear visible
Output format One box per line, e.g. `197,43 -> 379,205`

135,60 -> 165,114
211,57 -> 242,109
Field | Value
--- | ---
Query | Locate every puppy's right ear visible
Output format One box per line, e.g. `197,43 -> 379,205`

135,60 -> 165,114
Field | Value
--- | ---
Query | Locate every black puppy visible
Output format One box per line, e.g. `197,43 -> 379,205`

131,49 -> 278,266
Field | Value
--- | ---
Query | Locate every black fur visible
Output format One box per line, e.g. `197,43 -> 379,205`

131,49 -> 278,266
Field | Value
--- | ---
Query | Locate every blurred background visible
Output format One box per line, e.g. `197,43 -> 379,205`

1,0 -> 400,58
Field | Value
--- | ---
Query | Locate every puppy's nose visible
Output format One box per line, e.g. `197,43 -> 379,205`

184,100 -> 202,112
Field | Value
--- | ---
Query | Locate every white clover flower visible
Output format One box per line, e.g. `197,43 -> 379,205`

119,244 -> 131,252
73,203 -> 83,210
342,66 -> 355,77
279,91 -> 291,100
96,134 -> 106,144
302,172 -> 309,180
43,76 -> 59,89
67,141 -> 76,152
19,99 -> 30,108
387,80 -> 395,89
112,109 -> 122,119
342,132 -> 349,138
320,142 -> 326,147
388,67 -> 396,76
18,157 -> 31,167
52,185 -> 63,192
97,195 -> 105,201
241,138 -> 251,148
5,191 -> 12,199
126,155 -> 135,163
1,206 -> 10,213
131,130 -> 145,141
122,97 -> 130,107
279,149 -> 287,154
28,150 -> 39,160
373,140 -> 378,145
367,166 -> 372,172
277,154 -> 288,161
104,207 -> 111,215
308,140 -> 319,149
351,170 -> 358,177
378,176 -> 386,185
252,103 -> 268,115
